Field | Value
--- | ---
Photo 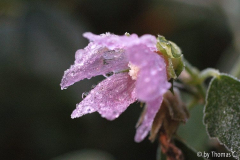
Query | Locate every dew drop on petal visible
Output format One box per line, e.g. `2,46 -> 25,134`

91,84 -> 97,89
150,70 -> 157,75
104,72 -> 114,77
96,93 -> 102,99
82,92 -> 89,99
144,77 -> 150,82
87,108 -> 92,112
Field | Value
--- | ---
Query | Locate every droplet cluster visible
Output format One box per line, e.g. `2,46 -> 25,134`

71,73 -> 137,120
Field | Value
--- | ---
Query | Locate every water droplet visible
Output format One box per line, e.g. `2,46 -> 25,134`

105,72 -> 114,77
118,97 -> 124,101
97,94 -> 102,99
150,70 -> 157,75
87,108 -> 92,112
91,84 -> 96,89
112,111 -> 119,118
103,59 -> 109,65
103,50 -> 116,59
82,92 -> 89,99
144,77 -> 150,82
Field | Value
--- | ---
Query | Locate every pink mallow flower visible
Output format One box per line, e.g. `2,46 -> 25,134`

60,32 -> 171,142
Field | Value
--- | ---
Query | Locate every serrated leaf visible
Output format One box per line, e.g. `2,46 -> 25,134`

204,74 -> 240,159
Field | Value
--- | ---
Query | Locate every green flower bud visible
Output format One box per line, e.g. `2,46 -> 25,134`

157,35 -> 184,79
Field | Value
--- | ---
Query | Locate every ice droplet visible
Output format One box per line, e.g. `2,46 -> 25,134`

87,108 -> 92,112
97,94 -> 102,99
104,72 -> 114,77
150,70 -> 157,75
91,84 -> 96,89
82,92 -> 89,99
144,77 -> 150,82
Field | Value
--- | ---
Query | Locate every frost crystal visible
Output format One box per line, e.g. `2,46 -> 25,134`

60,32 -> 171,142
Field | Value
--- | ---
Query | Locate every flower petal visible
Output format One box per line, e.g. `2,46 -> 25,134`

83,32 -> 157,51
83,32 -> 137,50
137,34 -> 157,52
60,42 -> 128,89
71,73 -> 137,120
134,97 -> 163,142
126,44 -> 171,101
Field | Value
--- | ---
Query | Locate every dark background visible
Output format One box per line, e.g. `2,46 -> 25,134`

1,0 -> 239,160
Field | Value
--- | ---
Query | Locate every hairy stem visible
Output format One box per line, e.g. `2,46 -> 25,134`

230,56 -> 240,78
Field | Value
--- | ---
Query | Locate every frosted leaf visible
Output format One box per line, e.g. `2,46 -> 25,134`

204,74 -> 240,159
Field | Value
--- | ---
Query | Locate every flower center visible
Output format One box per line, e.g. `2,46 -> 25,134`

128,63 -> 139,80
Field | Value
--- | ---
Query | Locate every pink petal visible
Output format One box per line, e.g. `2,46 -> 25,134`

83,32 -> 137,50
71,73 -> 137,120
83,32 -> 157,51
134,97 -> 163,142
60,42 -> 128,89
126,44 -> 171,101
137,34 -> 157,52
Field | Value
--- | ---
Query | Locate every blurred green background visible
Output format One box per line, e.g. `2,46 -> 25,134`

1,0 -> 239,160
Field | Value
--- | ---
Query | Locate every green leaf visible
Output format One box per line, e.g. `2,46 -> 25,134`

174,139 -> 206,160
204,74 -> 240,158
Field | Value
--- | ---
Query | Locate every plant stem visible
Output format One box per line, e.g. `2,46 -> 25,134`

199,68 -> 220,83
184,60 -> 199,79
230,56 -> 240,78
